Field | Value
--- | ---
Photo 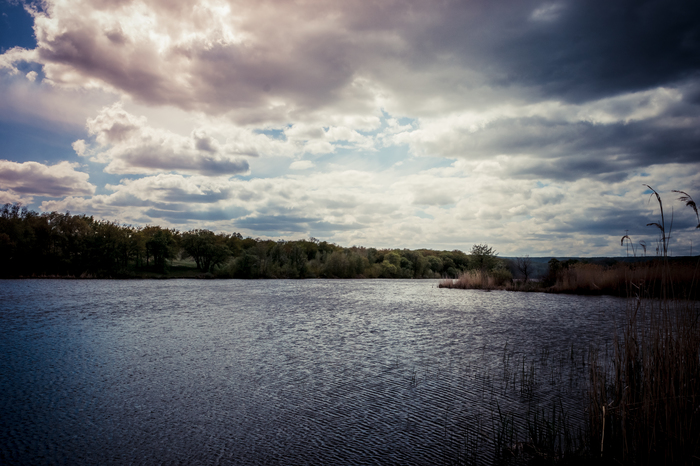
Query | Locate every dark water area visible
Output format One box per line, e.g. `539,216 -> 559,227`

0,279 -> 626,465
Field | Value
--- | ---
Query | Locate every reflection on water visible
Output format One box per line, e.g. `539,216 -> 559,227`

0,279 -> 625,465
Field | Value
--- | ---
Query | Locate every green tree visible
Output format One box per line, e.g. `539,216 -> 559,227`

323,250 -> 350,277
427,256 -> 443,275
181,230 -> 230,273
142,226 -> 178,272
469,244 -> 498,272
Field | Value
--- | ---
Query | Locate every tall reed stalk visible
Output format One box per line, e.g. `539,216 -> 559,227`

588,288 -> 700,464
588,186 -> 700,464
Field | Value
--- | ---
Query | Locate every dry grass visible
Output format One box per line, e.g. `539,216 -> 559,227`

438,269 -> 513,290
440,270 -> 496,290
442,262 -> 700,463
588,266 -> 700,464
441,260 -> 700,299
551,260 -> 699,299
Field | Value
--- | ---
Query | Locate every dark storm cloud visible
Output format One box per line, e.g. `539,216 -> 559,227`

403,0 -> 700,103
549,205 -> 698,238
416,107 -> 700,181
552,208 -> 656,236
9,0 -> 700,118
158,188 -> 234,204
310,221 -> 365,232
109,147 -> 250,176
508,0 -> 700,102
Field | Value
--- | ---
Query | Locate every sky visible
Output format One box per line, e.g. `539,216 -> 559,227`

1,0 -> 699,256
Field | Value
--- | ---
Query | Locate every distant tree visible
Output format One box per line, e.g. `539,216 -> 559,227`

427,256 -> 443,275
181,230 -> 230,273
469,244 -> 498,272
232,252 -> 258,278
89,220 -> 134,274
286,243 -> 308,278
441,254 -> 456,271
450,250 -> 470,270
226,232 -> 244,256
240,237 -> 257,250
142,226 -> 178,272
545,258 -> 580,286
324,250 -> 351,278
516,255 -> 532,282
545,258 -> 561,286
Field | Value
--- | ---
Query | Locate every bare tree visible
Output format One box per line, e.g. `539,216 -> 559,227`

516,255 -> 532,282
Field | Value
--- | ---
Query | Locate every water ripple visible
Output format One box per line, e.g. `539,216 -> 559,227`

0,279 -> 625,465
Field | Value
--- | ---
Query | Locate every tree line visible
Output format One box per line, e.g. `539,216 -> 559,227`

0,204 -> 506,279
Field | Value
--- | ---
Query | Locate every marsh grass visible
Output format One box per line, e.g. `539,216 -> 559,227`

584,186 -> 700,462
440,260 -> 699,299
441,276 -> 700,464
439,270 -> 514,291
440,341 -> 590,465
588,281 -> 700,464
443,186 -> 700,463
550,260 -> 699,299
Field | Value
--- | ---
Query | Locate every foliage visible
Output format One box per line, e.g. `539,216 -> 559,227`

181,229 -> 230,273
469,243 -> 499,272
439,245 -> 514,290
143,226 -> 178,272
0,204 -> 473,279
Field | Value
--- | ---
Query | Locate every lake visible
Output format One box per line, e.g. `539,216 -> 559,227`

0,279 -> 626,465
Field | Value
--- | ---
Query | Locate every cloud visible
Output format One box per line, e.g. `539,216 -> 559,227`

0,190 -> 24,205
79,103 -> 255,175
33,160 -> 700,256
234,214 -> 321,233
385,86 -> 700,181
144,206 -> 250,224
530,3 -> 565,22
2,0 -> 699,121
0,70 -> 113,130
3,0 -> 700,257
0,46 -> 37,73
234,213 -> 365,234
289,160 -> 314,170
0,159 -> 95,198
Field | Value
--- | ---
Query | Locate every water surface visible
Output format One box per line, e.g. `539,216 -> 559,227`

0,279 -> 625,465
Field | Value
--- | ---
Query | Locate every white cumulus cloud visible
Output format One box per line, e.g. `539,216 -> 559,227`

0,160 -> 95,199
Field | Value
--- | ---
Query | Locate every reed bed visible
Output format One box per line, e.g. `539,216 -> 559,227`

441,342 -> 591,465
551,261 -> 699,299
439,270 -> 512,291
588,281 -> 700,464
440,259 -> 699,299
441,263 -> 700,464
443,187 -> 700,462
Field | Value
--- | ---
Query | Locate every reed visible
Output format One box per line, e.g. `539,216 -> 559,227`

588,284 -> 700,464
549,260 -> 699,299
439,269 -> 513,290
587,187 -> 700,464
